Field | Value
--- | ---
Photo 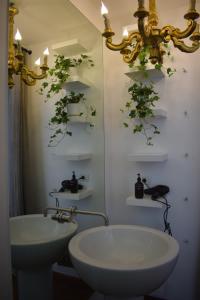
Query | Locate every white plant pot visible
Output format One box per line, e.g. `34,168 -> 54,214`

67,103 -> 86,122
69,67 -> 80,81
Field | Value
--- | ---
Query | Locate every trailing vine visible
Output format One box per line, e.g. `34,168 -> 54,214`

121,82 -> 160,146
122,45 -> 176,145
38,54 -> 95,146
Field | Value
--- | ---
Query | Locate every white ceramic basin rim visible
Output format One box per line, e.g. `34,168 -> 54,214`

10,214 -> 78,270
69,225 -> 179,297
69,225 -> 179,271
10,214 -> 78,246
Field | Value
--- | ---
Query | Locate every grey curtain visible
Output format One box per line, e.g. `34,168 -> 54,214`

8,74 -> 26,217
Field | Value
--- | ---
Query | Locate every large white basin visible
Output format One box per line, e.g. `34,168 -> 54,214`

69,225 -> 179,299
10,214 -> 78,300
10,214 -> 77,269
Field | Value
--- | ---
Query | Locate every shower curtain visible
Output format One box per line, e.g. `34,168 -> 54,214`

8,74 -> 27,216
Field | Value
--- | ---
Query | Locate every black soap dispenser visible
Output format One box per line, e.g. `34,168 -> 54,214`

70,171 -> 78,193
135,173 -> 144,199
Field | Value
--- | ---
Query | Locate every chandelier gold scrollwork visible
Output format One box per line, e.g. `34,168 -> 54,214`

8,4 -> 49,89
101,0 -> 200,65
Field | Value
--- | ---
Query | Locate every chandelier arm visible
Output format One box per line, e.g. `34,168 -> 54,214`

105,32 -> 142,51
21,65 -> 48,80
21,66 -> 36,86
171,36 -> 200,53
123,40 -> 143,64
21,72 -> 37,86
172,20 -> 197,39
161,20 -> 197,41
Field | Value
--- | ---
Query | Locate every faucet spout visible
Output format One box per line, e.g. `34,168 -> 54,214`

44,206 -> 109,226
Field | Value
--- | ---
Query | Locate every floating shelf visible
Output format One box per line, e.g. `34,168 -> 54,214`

68,118 -> 90,124
63,77 -> 91,90
52,152 -> 92,161
125,68 -> 165,81
126,196 -> 162,208
51,189 -> 93,200
51,39 -> 88,57
128,152 -> 168,162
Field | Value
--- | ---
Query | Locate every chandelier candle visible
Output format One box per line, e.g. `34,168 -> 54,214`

101,2 -> 111,31
15,29 -> 22,52
43,48 -> 49,66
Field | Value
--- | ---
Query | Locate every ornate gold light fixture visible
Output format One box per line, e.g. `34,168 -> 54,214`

8,4 -> 49,89
101,0 -> 200,65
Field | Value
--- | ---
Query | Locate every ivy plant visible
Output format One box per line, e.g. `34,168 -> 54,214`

121,82 -> 160,145
129,44 -> 176,78
49,91 -> 96,146
122,44 -> 178,145
39,54 -> 94,100
38,54 -> 95,146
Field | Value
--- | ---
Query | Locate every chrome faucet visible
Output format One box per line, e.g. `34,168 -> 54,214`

44,206 -> 109,226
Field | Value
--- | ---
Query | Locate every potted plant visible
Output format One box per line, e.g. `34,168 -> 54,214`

49,91 -> 96,146
121,81 -> 160,146
39,53 -> 94,99
38,53 -> 95,146
128,45 -> 176,78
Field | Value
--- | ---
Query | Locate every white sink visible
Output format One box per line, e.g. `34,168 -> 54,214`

10,214 -> 78,300
69,225 -> 179,299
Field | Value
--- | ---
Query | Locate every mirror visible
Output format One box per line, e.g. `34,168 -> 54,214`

9,0 -> 105,231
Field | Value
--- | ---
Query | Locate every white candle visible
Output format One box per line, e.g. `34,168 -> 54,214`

43,48 -> 49,65
101,2 -> 108,15
123,28 -> 129,38
15,28 -> 22,52
15,28 -> 22,41
35,58 -> 41,66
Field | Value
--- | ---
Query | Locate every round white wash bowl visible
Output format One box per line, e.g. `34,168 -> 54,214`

69,225 -> 179,298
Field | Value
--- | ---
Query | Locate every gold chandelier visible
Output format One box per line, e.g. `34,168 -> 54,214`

101,0 -> 200,65
8,4 -> 49,89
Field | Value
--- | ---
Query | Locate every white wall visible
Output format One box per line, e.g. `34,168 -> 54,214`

103,3 -> 200,300
0,0 -> 12,299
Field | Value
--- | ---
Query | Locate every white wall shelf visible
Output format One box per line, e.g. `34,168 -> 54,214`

63,77 -> 91,90
128,152 -> 168,162
51,189 -> 93,200
68,118 -> 91,124
51,39 -> 88,57
52,152 -> 92,161
126,196 -> 162,208
125,68 -> 165,81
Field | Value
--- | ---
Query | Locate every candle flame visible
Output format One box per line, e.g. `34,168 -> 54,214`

43,48 -> 49,56
35,58 -> 41,66
101,1 -> 108,15
15,29 -> 22,41
123,28 -> 129,37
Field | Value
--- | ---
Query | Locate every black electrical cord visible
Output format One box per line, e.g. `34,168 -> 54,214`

142,178 -> 172,236
49,191 -> 60,208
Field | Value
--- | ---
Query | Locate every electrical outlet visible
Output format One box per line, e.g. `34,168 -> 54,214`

79,174 -> 90,182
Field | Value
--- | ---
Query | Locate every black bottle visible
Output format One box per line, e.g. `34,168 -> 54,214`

135,173 -> 144,199
70,171 -> 78,193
